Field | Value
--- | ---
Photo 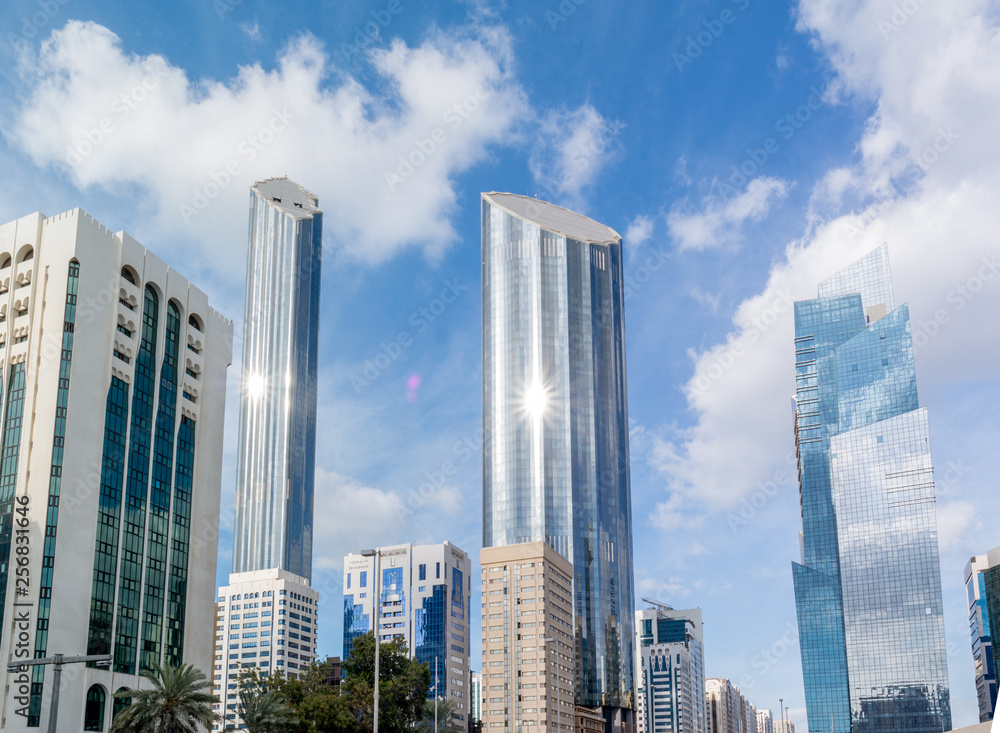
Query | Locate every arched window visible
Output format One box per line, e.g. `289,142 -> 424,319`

188,313 -> 203,331
121,266 -> 137,285
16,246 -> 33,264
0,255 -> 10,269
84,684 -> 106,731
113,687 -> 131,723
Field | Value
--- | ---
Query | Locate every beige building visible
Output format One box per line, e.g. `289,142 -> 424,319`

481,542 -> 575,731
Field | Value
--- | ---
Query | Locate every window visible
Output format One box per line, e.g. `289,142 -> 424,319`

113,687 -> 131,723
419,564 -> 427,581
84,684 -> 106,730
436,562 -> 441,579
120,266 -> 137,285
360,571 -> 368,588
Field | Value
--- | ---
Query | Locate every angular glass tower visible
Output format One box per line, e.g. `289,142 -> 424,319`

481,192 -> 636,726
232,178 -> 322,581
791,246 -> 951,733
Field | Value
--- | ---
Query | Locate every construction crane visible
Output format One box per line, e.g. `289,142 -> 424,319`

640,596 -> 673,612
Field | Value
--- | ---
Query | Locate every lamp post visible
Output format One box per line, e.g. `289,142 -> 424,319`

361,549 -> 381,733
7,653 -> 112,733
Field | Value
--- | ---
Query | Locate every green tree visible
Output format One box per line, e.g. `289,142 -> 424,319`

342,633 -> 430,733
417,697 -> 465,733
253,660 -> 357,733
226,667 -> 297,733
111,661 -> 218,733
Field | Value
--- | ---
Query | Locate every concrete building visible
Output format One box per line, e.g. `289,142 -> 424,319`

481,192 -> 636,732
705,679 -> 762,733
343,541 -> 472,723
212,178 -> 323,729
773,718 -> 795,733
480,541 -> 576,731
966,550 -> 998,722
755,709 -> 773,733
471,670 -> 483,726
211,570 -> 318,729
635,605 -> 706,733
0,208 -> 232,731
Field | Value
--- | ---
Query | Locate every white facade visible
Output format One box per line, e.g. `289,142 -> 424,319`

211,569 -> 318,731
471,670 -> 483,722
636,607 -> 706,733
343,542 -> 472,722
0,209 -> 232,731
756,709 -> 773,733
706,678 -> 762,733
773,719 -> 795,733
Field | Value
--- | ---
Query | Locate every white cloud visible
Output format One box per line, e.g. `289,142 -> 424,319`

10,20 -> 530,282
240,21 -> 261,41
529,103 -> 624,210
935,501 -> 981,552
626,214 -> 654,247
654,0 -> 1000,519
667,176 -> 790,251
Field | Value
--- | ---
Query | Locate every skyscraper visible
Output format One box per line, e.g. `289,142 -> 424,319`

214,178 -> 323,723
481,192 -> 635,731
791,246 -> 951,733
232,178 -> 322,579
635,606 -> 706,733
0,208 -> 232,731
342,542 -> 472,724
965,551 -> 997,722
705,678 -> 761,733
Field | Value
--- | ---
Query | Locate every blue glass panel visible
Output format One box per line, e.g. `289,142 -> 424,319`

0,363 -> 28,642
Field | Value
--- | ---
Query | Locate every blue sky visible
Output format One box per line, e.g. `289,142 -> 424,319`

3,0 -> 999,728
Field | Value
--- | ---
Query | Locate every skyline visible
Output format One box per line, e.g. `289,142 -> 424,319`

1,0 -> 999,730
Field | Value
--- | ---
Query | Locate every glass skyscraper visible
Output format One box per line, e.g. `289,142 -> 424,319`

791,246 -> 951,733
232,178 -> 322,581
481,192 -> 636,728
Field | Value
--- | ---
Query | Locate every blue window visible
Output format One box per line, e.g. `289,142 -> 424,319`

419,564 -> 426,581
360,571 -> 368,588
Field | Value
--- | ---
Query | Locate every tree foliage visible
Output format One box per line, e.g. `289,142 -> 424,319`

111,661 -> 217,733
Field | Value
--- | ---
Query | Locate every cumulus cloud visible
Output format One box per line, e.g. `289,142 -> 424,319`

10,20 -> 529,280
667,176 -> 790,251
653,0 -> 1000,521
529,103 -> 624,210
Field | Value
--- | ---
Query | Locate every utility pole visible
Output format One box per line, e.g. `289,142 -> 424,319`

7,654 -> 112,733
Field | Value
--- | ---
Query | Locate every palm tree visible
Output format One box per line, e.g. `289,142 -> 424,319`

416,697 -> 464,733
226,685 -> 296,733
112,661 -> 218,733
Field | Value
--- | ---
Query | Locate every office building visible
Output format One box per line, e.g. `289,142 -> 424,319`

790,246 -> 951,732
481,192 -> 636,731
211,569 -> 318,729
480,541 -> 575,731
635,605 -> 706,733
0,208 -> 232,731
231,178 -> 322,580
705,678 -> 761,733
966,550 -> 997,722
213,178 -> 323,729
343,542 -> 472,723
471,671 -> 483,726
756,710 -> 773,733
773,719 -> 795,733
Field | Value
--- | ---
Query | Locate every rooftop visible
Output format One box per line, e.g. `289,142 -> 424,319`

252,177 -> 322,219
483,192 -> 620,244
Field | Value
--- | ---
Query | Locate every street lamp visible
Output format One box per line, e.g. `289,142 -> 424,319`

361,549 -> 381,733
7,653 -> 112,733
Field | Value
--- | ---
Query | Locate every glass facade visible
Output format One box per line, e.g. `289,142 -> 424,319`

232,179 -> 322,581
0,362 -> 27,641
792,246 -> 951,733
28,260 -> 80,725
481,192 -> 635,711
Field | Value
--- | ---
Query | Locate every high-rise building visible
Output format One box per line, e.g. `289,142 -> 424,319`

635,605 -> 706,733
791,245 -> 951,733
705,678 -> 761,733
773,719 -> 796,733
965,550 -> 997,722
343,542 -> 473,723
480,541 -> 576,732
470,670 -> 483,727
756,709 -> 774,733
232,178 -> 322,579
480,192 -> 636,731
211,569 -> 319,730
213,178 -> 323,727
0,208 -> 232,731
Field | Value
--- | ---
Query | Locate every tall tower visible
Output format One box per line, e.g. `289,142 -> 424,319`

635,606 -> 706,733
232,178 -> 322,580
0,208 -> 232,731
213,179 -> 322,726
481,192 -> 635,731
791,246 -> 951,733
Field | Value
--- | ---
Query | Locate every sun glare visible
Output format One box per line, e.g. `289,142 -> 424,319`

524,380 -> 549,419
246,373 -> 267,400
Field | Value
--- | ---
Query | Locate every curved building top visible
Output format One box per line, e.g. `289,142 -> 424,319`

252,177 -> 322,219
483,192 -> 620,244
